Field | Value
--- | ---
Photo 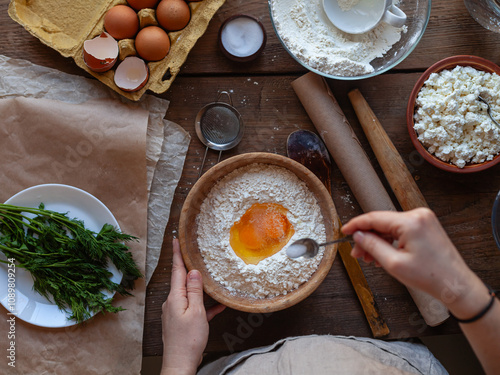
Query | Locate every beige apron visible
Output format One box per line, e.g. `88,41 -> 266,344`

198,335 -> 448,375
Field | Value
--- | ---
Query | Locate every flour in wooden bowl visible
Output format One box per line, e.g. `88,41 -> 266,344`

196,163 -> 326,298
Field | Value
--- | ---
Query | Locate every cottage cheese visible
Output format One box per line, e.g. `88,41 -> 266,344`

414,66 -> 500,168
270,0 -> 407,76
196,164 -> 326,299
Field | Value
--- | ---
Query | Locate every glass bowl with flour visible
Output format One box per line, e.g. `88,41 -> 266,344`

178,153 -> 340,313
268,0 -> 431,79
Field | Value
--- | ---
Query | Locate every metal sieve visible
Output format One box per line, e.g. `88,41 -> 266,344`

195,91 -> 244,178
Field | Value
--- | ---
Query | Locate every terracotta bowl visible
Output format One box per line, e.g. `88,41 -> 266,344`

406,55 -> 500,173
178,152 -> 339,313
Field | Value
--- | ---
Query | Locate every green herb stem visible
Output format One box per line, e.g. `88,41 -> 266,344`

0,202 -> 141,324
0,212 -> 43,234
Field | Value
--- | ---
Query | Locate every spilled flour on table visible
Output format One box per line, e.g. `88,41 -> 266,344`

197,164 -> 326,298
270,0 -> 407,76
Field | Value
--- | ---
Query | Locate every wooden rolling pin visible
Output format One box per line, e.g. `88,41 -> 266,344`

291,73 -> 449,327
348,88 -> 449,326
348,89 -> 428,210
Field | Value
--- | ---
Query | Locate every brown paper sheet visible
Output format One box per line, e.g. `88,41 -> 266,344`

0,97 -> 149,374
0,54 -> 191,284
291,72 -> 449,327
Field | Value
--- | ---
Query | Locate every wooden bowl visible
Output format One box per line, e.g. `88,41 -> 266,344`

179,152 -> 339,313
406,55 -> 500,173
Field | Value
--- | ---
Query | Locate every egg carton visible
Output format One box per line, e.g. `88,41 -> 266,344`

8,0 -> 225,101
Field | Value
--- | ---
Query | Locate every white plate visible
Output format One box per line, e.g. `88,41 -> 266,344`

0,184 -> 122,328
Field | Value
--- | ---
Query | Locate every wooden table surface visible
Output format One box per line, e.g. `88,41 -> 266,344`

1,0 -> 500,361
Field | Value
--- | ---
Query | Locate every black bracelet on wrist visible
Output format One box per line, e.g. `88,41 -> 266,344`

451,284 -> 497,324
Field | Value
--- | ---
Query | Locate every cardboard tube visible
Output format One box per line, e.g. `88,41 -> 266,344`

291,72 -> 449,327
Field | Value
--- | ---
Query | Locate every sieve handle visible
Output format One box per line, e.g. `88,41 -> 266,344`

217,91 -> 233,106
198,146 -> 209,180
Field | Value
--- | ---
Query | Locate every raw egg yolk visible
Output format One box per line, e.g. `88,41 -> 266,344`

230,203 -> 295,265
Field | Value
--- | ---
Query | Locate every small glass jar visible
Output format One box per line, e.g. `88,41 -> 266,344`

218,15 -> 267,62
464,0 -> 500,33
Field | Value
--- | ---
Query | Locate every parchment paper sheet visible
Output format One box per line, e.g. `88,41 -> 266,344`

0,55 -> 190,373
0,54 -> 191,284
291,73 -> 449,327
0,97 -> 148,374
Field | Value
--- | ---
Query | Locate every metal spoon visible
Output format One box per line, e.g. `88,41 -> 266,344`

286,235 -> 353,260
478,96 -> 500,129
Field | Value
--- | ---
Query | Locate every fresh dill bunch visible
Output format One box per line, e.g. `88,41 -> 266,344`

0,203 -> 142,324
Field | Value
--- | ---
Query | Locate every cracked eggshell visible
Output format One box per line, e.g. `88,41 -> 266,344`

114,56 -> 149,92
83,32 -> 119,73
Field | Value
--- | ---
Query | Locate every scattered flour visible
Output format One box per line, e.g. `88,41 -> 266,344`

270,0 -> 407,76
337,0 -> 361,12
414,66 -> 500,168
197,164 -> 326,299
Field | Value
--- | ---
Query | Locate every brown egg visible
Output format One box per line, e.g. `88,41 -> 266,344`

104,5 -> 139,40
127,0 -> 160,11
156,0 -> 191,31
135,26 -> 171,61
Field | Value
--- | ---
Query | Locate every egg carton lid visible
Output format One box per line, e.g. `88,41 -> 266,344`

8,0 -> 225,101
